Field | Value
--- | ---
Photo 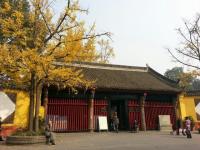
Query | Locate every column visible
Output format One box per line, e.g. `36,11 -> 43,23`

140,93 -> 147,131
43,86 -> 48,123
88,88 -> 95,132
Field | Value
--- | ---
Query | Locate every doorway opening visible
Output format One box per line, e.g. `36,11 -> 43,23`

110,100 -> 127,130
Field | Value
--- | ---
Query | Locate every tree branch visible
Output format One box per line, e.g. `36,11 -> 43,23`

48,41 -> 64,56
178,28 -> 199,56
167,48 -> 200,70
66,32 -> 112,43
38,6 -> 52,35
44,12 -> 68,44
176,48 -> 199,60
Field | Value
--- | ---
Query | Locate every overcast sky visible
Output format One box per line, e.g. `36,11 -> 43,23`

54,0 -> 200,74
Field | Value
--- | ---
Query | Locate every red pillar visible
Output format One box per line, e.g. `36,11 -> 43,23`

140,93 -> 147,131
88,88 -> 95,132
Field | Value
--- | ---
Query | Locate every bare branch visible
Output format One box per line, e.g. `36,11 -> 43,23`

44,13 -> 68,44
86,23 -> 96,36
54,24 -> 79,41
175,48 -> 199,60
178,28 -> 199,56
48,41 -> 64,56
167,48 -> 200,70
38,6 -> 52,35
46,0 -> 57,9
184,20 -> 200,61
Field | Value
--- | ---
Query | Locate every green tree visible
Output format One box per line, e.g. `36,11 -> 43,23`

164,67 -> 198,90
164,67 -> 183,82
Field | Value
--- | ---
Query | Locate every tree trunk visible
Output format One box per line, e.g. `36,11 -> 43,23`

173,96 -> 178,118
28,72 -> 36,131
34,83 -> 42,132
43,85 -> 48,124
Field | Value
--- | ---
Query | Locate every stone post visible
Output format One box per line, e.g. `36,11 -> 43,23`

140,93 -> 147,131
88,88 -> 95,132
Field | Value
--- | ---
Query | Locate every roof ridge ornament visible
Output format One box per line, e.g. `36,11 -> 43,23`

146,64 -> 150,72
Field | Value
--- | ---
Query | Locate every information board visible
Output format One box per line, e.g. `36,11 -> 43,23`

158,115 -> 171,126
98,116 -> 108,131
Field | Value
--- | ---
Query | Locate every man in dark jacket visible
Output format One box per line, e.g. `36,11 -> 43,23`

176,117 -> 181,135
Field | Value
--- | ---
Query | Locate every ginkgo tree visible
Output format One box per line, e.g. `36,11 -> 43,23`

0,0 -> 112,132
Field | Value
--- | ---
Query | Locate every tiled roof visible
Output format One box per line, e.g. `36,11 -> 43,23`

185,90 -> 200,96
0,62 -> 181,93
73,62 -> 181,93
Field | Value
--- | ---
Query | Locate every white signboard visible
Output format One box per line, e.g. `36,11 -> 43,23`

159,115 -> 171,126
0,92 -> 15,121
98,116 -> 108,131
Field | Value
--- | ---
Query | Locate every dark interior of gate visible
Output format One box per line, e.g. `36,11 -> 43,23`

46,89 -> 176,132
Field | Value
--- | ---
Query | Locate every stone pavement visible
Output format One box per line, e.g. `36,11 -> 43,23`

0,131 -> 200,150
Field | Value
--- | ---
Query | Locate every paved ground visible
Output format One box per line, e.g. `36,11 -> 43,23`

0,131 -> 200,150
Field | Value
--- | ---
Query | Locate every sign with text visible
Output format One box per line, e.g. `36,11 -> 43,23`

98,116 -> 108,131
158,115 -> 171,126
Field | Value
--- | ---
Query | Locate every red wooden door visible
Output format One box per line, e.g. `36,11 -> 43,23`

47,98 -> 88,132
145,101 -> 176,130
128,99 -> 176,130
128,100 -> 142,130
47,98 -> 108,132
94,99 -> 108,130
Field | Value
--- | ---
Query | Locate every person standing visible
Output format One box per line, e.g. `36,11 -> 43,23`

134,120 -> 139,132
176,117 -> 181,135
185,117 -> 192,138
113,112 -> 119,133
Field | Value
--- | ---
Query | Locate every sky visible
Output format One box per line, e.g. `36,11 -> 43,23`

54,0 -> 200,74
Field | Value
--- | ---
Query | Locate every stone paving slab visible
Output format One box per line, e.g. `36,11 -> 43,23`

0,131 -> 200,150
